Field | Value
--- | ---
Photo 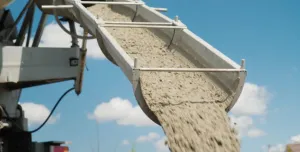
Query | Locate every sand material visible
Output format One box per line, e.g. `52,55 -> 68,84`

88,4 -> 240,152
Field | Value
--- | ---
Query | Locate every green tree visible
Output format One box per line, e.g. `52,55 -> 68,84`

131,143 -> 136,152
286,146 -> 293,152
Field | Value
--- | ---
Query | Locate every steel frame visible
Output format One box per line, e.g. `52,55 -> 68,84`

0,1 -> 83,152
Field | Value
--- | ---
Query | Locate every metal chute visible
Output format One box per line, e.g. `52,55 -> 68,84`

34,0 -> 247,125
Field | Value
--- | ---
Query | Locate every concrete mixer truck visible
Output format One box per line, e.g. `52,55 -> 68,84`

0,0 -> 247,152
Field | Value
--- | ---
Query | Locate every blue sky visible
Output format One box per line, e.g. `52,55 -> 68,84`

6,0 -> 300,152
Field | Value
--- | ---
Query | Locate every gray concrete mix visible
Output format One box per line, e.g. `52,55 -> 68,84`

88,4 -> 240,152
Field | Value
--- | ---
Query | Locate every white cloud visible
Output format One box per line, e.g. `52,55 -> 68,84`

20,102 -> 59,126
262,134 -> 300,152
229,82 -> 272,139
230,115 -> 253,130
154,136 -> 170,152
229,115 -> 266,138
116,106 -> 156,126
290,134 -> 300,143
122,140 -> 130,145
136,132 -> 160,143
247,128 -> 266,138
25,22 -> 105,59
88,97 -> 157,127
269,144 -> 285,152
231,82 -> 271,116
229,115 -> 253,138
262,144 -> 285,152
134,132 -> 169,152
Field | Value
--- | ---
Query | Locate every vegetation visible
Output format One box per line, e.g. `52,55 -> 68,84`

131,143 -> 136,152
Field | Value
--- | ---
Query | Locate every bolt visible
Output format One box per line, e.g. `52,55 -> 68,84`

174,15 -> 179,22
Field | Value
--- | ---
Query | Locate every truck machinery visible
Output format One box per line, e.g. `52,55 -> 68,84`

0,0 -> 247,152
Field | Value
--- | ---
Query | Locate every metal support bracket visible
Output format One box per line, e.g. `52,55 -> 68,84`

132,58 -> 140,89
151,7 -> 168,12
75,29 -> 88,95
132,58 -> 246,73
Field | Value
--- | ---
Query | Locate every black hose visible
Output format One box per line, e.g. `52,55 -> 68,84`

28,87 -> 74,133
0,87 -> 74,133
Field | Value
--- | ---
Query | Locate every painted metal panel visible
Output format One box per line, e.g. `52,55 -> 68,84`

0,45 -> 79,83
